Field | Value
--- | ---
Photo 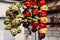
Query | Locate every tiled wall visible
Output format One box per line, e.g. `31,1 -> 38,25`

42,27 -> 60,40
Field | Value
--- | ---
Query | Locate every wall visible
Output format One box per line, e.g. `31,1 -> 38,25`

42,27 -> 60,40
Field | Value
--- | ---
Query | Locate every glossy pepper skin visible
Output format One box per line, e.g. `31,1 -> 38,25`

38,0 -> 46,6
40,10 -> 47,17
39,0 -> 48,39
40,17 -> 48,23
32,9 -> 39,15
24,1 -> 32,8
32,21 -> 39,28
39,28 -> 48,34
40,5 -> 48,11
23,11 -> 31,17
39,23 -> 47,28
30,0 -> 37,5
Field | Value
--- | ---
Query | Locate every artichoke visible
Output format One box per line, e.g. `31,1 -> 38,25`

4,2 -> 22,36
11,19 -> 16,27
10,28 -> 17,36
4,16 -> 11,25
16,18 -> 22,21
5,24 -> 12,30
13,2 -> 21,8
13,11 -> 20,17
6,10 -> 15,19
6,9 -> 13,16
16,14 -> 24,18
16,14 -> 24,21
12,19 -> 21,27
15,19 -> 21,26
17,27 -> 21,33
9,5 -> 19,11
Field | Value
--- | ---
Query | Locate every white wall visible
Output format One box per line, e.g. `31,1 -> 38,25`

42,27 -> 60,40
0,2 -> 12,17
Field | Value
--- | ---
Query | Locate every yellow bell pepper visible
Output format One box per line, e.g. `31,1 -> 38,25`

40,5 -> 48,11
39,28 -> 48,34
40,17 -> 48,23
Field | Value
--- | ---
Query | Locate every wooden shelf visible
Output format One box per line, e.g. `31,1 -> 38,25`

0,17 -> 6,19
0,0 -> 20,4
47,8 -> 60,14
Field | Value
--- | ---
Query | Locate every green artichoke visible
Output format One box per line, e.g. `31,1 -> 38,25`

17,27 -> 21,33
10,28 -> 17,36
4,16 -> 11,25
5,24 -> 12,30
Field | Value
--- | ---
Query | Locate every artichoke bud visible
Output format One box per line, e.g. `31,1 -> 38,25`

15,19 -> 20,23
4,17 -> 11,25
13,2 -> 21,8
16,18 -> 22,21
16,14 -> 24,18
6,10 -> 13,16
15,19 -> 21,26
5,24 -> 12,30
9,5 -> 19,11
10,28 -> 17,36
4,22 -> 10,25
11,19 -> 16,26
12,19 -> 21,27
17,27 -> 21,33
4,17 -> 11,22
8,14 -> 14,19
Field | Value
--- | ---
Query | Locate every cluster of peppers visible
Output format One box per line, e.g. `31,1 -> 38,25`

23,0 -> 48,39
4,0 -> 48,37
39,0 -> 48,39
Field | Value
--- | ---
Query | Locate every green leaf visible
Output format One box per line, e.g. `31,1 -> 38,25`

32,5 -> 38,9
22,5 -> 27,9
24,19 -> 28,22
34,16 -> 39,19
28,19 -> 32,22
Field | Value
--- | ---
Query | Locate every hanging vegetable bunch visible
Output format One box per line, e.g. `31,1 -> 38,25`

4,0 -> 48,37
38,0 -> 48,39
4,2 -> 24,36
22,0 -> 39,32
23,0 -> 48,33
